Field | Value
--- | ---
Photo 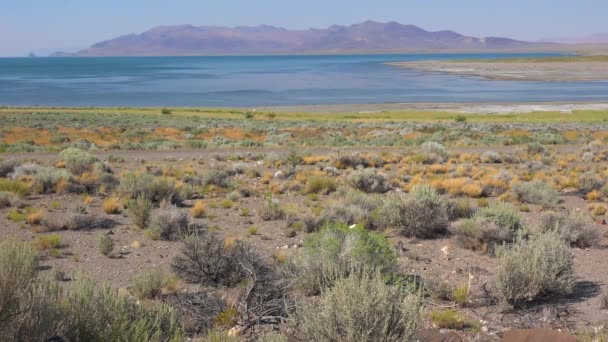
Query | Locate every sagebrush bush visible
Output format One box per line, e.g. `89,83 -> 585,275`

538,210 -> 600,248
293,270 -> 423,342
261,194 -> 285,221
201,169 -> 231,188
292,223 -> 396,295
172,235 -> 261,287
119,172 -> 182,205
379,184 -> 448,238
447,198 -> 475,221
347,169 -> 390,193
0,239 -> 38,335
0,159 -> 20,177
421,141 -> 449,158
31,167 -> 71,194
0,240 -> 184,341
131,270 -> 166,299
59,148 -> 98,175
494,231 -> 574,307
128,194 -> 152,229
578,171 -> 604,193
513,180 -> 560,208
149,207 -> 190,240
98,233 -> 114,257
0,191 -> 21,208
305,176 -> 338,195
452,218 -> 514,255
475,201 -> 523,233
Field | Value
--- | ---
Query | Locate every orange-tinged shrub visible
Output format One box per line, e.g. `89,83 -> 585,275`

26,209 -> 43,225
302,155 -> 330,165
83,194 -> 94,205
587,190 -> 602,201
427,164 -> 449,174
191,200 -> 206,218
103,197 -> 121,214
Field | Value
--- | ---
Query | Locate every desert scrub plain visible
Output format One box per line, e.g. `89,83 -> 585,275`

3,107 -> 608,340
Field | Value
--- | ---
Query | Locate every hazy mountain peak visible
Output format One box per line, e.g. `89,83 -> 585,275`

55,21 -> 543,57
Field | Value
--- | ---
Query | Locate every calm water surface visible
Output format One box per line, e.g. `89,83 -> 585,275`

0,53 -> 607,107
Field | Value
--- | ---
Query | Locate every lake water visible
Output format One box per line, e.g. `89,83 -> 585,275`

0,53 -> 607,107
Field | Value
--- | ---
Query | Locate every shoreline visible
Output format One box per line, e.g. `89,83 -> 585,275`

387,59 -> 608,81
5,101 -> 608,114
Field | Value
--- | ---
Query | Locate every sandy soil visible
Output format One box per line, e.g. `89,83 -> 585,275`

388,60 -> 608,81
261,101 -> 608,114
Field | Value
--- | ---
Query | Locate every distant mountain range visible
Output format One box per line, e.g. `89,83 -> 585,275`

52,21 -> 558,57
541,33 -> 608,44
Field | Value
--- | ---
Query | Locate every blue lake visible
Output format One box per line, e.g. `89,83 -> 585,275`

0,53 -> 607,107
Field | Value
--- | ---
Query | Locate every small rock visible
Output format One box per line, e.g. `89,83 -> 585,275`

131,241 -> 142,249
228,326 -> 243,337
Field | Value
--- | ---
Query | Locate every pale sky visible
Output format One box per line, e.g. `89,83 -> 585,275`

2,0 -> 607,56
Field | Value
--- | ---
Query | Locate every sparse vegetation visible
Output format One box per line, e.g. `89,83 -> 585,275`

5,105 -> 608,340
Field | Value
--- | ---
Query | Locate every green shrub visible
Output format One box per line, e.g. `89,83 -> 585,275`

379,184 -> 448,238
59,148 -> 98,175
98,233 -> 114,257
7,209 -> 27,222
131,270 -> 166,300
494,231 -> 574,307
454,115 -> 467,123
293,223 -> 396,295
429,309 -> 475,330
347,169 -> 390,194
305,176 -> 338,195
0,179 -> 29,196
293,270 -> 423,342
161,108 -> 172,115
538,210 -> 599,248
475,201 -> 523,232
128,194 -> 152,229
513,181 -> 560,208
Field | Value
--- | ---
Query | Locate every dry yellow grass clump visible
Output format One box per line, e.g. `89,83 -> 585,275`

191,200 -> 206,218
26,209 -> 43,225
587,190 -> 602,201
103,197 -> 121,214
